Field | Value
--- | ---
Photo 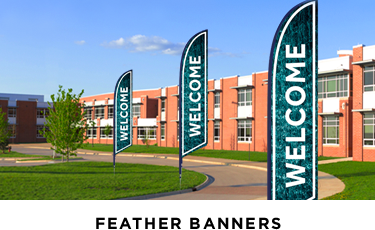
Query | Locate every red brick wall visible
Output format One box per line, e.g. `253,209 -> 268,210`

17,101 -> 38,143
352,45 -> 364,161
207,80 -> 214,149
165,86 -> 179,148
222,77 -> 238,150
253,72 -> 268,152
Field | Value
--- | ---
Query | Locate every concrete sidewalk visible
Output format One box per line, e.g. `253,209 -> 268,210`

10,143 -> 346,199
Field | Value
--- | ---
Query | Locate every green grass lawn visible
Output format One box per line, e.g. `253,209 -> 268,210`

0,161 -> 206,200
81,144 -> 342,162
0,151 -> 82,161
0,151 -> 46,158
319,161 -> 375,200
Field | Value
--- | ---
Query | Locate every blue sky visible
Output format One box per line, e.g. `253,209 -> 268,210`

1,0 -> 374,100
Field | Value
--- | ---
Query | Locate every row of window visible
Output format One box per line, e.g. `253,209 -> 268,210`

322,113 -> 375,147
84,120 -> 252,143
8,125 -> 48,138
317,65 -> 375,99
84,105 -> 141,120
6,108 -> 50,119
158,120 -> 250,142
9,113 -> 375,147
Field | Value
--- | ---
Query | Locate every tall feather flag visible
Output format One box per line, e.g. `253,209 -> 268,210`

179,30 -> 208,185
267,1 -> 318,200
113,70 -> 133,172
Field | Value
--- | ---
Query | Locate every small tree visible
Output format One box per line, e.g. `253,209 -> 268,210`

0,108 -> 11,154
89,120 -> 96,147
11,123 -> 16,144
143,129 -> 152,148
43,85 -> 89,162
103,124 -> 112,145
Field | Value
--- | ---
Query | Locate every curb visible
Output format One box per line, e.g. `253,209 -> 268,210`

117,174 -> 213,200
1,157 -> 40,161
13,146 -> 348,170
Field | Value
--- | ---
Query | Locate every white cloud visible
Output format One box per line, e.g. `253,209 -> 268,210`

208,47 -> 243,58
101,35 -> 244,57
101,35 -> 185,55
74,40 -> 86,45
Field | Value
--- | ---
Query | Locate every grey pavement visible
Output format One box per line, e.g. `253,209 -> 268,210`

6,143 -> 345,200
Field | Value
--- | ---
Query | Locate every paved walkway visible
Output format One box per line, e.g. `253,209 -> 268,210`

5,143 -> 352,200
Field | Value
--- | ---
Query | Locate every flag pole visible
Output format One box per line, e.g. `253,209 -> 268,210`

113,152 -> 116,175
113,107 -> 116,175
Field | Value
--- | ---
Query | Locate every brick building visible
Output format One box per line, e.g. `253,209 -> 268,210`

40,44 -> 374,162
4,44 -> 373,161
0,93 -> 50,143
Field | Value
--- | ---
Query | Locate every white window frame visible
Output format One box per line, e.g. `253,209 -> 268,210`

237,120 -> 252,142
161,99 -> 166,112
214,121 -> 220,142
364,65 -> 375,92
100,127 -> 113,138
108,106 -> 114,119
364,113 -> 375,146
160,123 -> 165,140
87,127 -> 97,138
133,104 -> 141,117
238,89 -> 252,106
8,108 -> 16,118
84,107 -> 93,120
323,116 -> 339,145
137,127 -> 156,140
95,106 -> 105,119
36,125 -> 47,138
318,74 -> 349,99
214,92 -> 220,108
8,125 -> 16,138
37,108 -> 49,118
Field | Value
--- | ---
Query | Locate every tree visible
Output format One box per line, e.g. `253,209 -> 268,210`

11,123 -> 16,144
103,124 -> 112,145
0,108 -> 11,154
42,85 -> 89,162
89,120 -> 96,147
142,129 -> 153,148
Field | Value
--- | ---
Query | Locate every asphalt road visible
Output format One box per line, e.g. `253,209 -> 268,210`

10,146 -> 268,200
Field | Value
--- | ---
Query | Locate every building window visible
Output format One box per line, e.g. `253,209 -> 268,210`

238,120 -> 252,142
100,127 -> 113,138
36,125 -> 48,138
214,92 -> 220,108
8,108 -> 16,118
214,121 -> 220,141
161,99 -> 165,112
37,109 -> 49,118
86,127 -> 97,138
364,65 -> 375,92
133,104 -> 141,117
137,127 -> 156,140
108,106 -> 114,119
161,124 -> 165,140
8,126 -> 16,138
323,116 -> 339,144
95,106 -> 105,119
84,107 -> 93,120
364,113 -> 375,146
238,89 -> 252,106
318,74 -> 348,99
